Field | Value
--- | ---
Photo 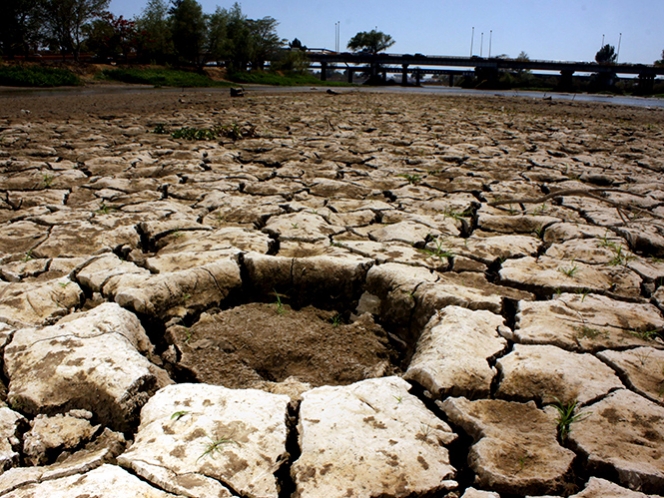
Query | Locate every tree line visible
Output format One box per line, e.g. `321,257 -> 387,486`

0,0 -> 297,72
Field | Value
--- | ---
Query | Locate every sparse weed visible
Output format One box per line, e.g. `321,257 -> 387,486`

443,207 -> 471,221
608,244 -> 634,267
398,173 -> 422,185
153,123 -> 168,134
182,293 -> 192,303
416,423 -> 432,442
197,435 -> 239,461
41,174 -> 54,188
633,349 -> 652,367
183,327 -> 192,344
559,260 -> 578,278
630,329 -> 660,342
330,314 -> 342,327
598,231 -> 615,248
58,281 -> 70,288
552,397 -> 588,441
575,325 -> 609,340
171,123 -> 257,141
421,237 -> 454,262
171,127 -> 218,141
533,225 -> 544,239
393,395 -> 403,404
274,289 -> 286,316
517,454 -> 530,471
95,203 -> 112,215
22,250 -> 33,262
532,203 -> 548,216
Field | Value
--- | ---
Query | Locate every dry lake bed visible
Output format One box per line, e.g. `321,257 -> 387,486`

1,87 -> 664,497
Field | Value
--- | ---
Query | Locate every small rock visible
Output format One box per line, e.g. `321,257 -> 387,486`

405,306 -> 507,398
514,293 -> 664,352
597,347 -> 664,405
0,407 -> 26,472
118,383 -> 289,498
441,397 -> 575,495
569,476 -> 660,497
3,464 -> 178,497
569,389 -> 664,494
23,412 -> 100,466
292,376 -> 458,498
496,344 -> 623,405
4,303 -> 171,431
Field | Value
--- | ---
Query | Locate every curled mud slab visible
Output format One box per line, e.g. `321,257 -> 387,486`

1,88 -> 664,497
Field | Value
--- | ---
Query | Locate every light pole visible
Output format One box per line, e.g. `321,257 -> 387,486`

616,32 -> 622,63
480,32 -> 484,57
470,27 -> 474,57
488,30 -> 492,58
334,22 -> 340,52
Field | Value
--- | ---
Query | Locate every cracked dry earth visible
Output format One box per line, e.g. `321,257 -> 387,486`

1,88 -> 664,498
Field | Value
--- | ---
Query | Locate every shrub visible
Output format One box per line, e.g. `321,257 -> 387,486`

0,65 -> 81,87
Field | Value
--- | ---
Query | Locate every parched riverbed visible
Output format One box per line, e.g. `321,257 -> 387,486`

1,88 -> 664,497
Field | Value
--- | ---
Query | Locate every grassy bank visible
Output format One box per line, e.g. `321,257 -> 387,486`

229,71 -> 352,87
0,65 -> 81,87
100,67 -> 232,87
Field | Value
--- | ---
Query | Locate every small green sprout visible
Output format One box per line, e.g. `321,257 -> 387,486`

274,289 -> 286,316
22,250 -> 33,262
398,173 -> 422,184
42,174 -> 54,188
330,314 -> 342,327
171,410 -> 189,421
95,203 -> 112,215
552,398 -> 588,441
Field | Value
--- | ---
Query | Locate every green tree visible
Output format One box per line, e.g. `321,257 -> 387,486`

247,16 -> 284,70
42,0 -> 110,60
206,6 -> 229,64
595,44 -> 617,64
347,29 -> 395,54
135,0 -> 173,63
223,2 -> 251,72
168,0 -> 206,66
655,49 -> 664,67
84,13 -> 137,61
0,0 -> 45,58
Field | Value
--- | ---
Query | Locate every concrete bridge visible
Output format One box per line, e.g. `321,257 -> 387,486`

305,50 -> 664,91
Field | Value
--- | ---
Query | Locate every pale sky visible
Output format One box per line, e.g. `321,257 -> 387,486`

109,0 -> 664,64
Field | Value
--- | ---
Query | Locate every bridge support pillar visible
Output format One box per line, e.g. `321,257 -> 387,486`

320,61 -> 327,81
347,69 -> 354,83
559,70 -> 574,91
415,70 -> 421,86
638,73 -> 655,94
402,64 -> 409,85
449,74 -> 454,87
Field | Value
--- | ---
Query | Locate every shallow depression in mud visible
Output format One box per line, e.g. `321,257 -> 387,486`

163,301 -> 402,389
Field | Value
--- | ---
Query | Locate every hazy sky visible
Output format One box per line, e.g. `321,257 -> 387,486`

109,0 -> 663,64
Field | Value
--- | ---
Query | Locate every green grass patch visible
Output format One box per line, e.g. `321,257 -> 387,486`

0,65 -> 81,87
100,67 -> 231,87
229,71 -> 352,87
